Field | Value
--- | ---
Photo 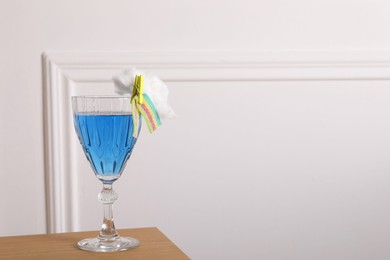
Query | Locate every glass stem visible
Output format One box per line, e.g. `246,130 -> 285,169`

98,183 -> 119,242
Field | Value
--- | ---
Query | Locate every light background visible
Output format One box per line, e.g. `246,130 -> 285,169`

2,0 -> 390,259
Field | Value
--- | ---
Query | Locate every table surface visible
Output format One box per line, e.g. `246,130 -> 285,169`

0,227 -> 189,260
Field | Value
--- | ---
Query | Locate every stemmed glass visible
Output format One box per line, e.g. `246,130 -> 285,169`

72,96 -> 141,252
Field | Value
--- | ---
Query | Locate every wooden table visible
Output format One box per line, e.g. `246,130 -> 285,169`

0,227 -> 189,259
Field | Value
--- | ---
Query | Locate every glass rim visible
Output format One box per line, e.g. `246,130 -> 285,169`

71,95 -> 131,99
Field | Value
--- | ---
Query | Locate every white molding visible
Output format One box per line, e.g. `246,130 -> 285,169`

42,51 -> 390,233
46,50 -> 390,82
43,55 -> 68,233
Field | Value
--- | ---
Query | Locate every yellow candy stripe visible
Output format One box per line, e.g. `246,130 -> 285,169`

130,74 -> 161,136
131,99 -> 140,138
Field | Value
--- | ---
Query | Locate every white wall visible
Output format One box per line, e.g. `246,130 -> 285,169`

2,0 -> 390,259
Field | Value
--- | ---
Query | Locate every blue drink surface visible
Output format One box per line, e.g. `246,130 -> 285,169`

74,113 -> 138,183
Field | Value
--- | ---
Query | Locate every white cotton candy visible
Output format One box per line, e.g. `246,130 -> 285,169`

112,68 -> 176,120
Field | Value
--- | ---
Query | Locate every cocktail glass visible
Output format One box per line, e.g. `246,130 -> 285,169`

72,96 -> 141,252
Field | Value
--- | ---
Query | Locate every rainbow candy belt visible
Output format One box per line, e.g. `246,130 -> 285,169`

131,75 -> 161,137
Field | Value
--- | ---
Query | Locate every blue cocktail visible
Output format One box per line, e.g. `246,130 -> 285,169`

72,96 -> 141,252
74,113 -> 137,184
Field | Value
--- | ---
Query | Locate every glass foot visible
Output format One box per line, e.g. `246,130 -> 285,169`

78,237 -> 140,252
